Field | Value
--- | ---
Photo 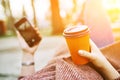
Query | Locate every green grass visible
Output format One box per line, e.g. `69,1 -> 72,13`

0,31 -> 16,38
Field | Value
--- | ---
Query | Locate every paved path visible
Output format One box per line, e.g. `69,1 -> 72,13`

0,36 -> 66,80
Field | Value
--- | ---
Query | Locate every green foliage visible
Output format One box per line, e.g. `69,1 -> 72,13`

107,8 -> 120,23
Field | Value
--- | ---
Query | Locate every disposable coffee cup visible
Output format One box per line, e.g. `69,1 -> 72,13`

63,24 -> 90,65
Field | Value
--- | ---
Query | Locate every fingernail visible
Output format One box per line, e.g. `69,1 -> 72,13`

78,50 -> 84,54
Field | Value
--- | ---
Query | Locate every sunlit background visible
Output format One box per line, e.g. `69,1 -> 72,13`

0,0 -> 120,37
0,0 -> 120,80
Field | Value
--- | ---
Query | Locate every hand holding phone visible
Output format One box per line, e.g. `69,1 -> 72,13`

14,17 -> 42,47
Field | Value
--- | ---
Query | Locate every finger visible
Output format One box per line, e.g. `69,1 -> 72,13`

16,31 -> 21,37
34,27 -> 39,33
34,27 -> 41,37
78,50 -> 96,61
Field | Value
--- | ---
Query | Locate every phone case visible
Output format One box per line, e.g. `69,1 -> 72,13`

14,17 -> 42,47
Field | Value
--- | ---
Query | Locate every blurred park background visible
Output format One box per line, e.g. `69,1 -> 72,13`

0,0 -> 120,80
0,0 -> 120,38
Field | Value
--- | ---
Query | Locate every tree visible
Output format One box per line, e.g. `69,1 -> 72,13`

31,0 -> 37,27
50,0 -> 64,35
1,0 -> 15,35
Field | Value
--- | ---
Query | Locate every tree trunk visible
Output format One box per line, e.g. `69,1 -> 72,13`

2,0 -> 15,35
50,0 -> 64,35
31,0 -> 37,28
7,0 -> 15,32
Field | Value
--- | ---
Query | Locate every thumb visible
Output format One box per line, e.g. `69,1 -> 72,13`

78,50 -> 95,61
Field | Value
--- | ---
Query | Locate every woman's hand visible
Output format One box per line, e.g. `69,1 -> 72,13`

16,27 -> 41,77
78,40 -> 120,80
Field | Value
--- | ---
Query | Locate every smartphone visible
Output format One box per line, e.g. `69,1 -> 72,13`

14,17 -> 42,47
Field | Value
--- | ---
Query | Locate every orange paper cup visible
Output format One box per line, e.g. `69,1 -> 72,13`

63,24 -> 90,65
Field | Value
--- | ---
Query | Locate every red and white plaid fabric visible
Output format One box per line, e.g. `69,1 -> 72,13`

20,58 -> 103,80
